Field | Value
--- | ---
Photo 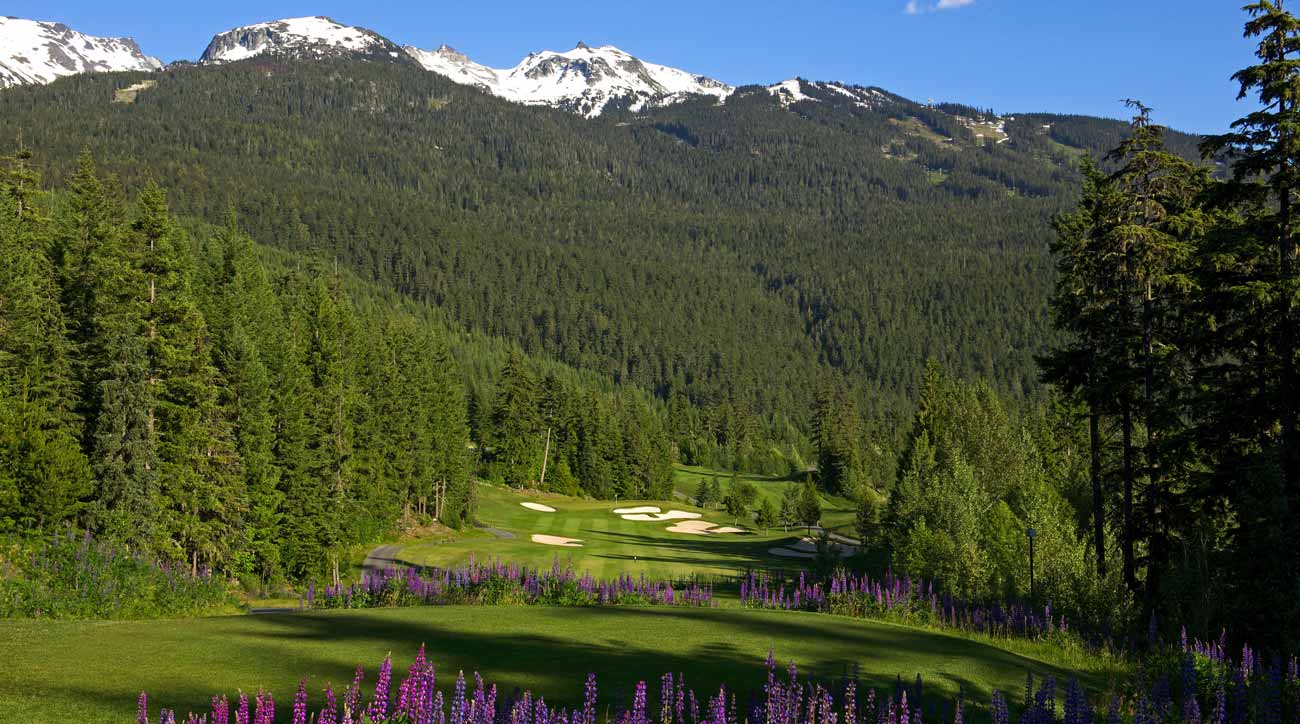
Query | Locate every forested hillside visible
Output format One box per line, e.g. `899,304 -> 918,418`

0,59 -> 1204,476
0,152 -> 675,583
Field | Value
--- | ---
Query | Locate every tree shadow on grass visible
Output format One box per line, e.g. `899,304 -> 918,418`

578,528 -> 807,571
20,607 -> 1102,724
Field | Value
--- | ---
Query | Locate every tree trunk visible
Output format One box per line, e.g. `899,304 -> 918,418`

1090,407 -> 1106,577
1122,392 -> 1137,592
1142,284 -> 1164,601
539,427 -> 551,489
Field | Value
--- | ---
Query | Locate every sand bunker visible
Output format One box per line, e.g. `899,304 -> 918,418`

531,534 -> 583,547
666,520 -> 717,535
520,502 -> 557,512
664,520 -> 745,535
612,506 -> 661,514
622,510 -> 702,521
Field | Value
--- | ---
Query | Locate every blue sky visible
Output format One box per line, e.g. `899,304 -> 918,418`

21,1 -> 1257,133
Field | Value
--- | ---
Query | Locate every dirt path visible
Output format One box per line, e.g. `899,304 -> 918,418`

362,543 -> 406,576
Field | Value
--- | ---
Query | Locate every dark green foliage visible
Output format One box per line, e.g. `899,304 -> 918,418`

0,158 -> 475,585
1036,0 -> 1300,647
798,478 -> 823,530
756,496 -> 779,532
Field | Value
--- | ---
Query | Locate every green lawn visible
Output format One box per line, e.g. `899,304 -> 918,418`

0,606 -> 1112,724
398,482 -> 817,579
670,465 -> 861,536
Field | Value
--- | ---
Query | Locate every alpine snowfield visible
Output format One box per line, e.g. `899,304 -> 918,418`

0,17 -> 160,88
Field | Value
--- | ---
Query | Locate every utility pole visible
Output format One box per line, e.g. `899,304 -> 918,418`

538,427 -> 552,488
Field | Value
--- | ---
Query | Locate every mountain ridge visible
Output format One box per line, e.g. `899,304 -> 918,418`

0,16 -> 161,88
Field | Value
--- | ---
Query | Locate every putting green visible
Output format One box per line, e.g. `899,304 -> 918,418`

0,606 -> 1115,724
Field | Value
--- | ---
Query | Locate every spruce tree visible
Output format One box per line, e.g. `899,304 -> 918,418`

490,351 -> 542,487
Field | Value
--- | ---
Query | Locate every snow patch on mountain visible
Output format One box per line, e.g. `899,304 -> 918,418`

767,78 -> 816,107
404,44 -> 500,89
812,81 -> 890,109
200,16 -> 408,64
0,16 -> 161,88
406,41 -> 732,118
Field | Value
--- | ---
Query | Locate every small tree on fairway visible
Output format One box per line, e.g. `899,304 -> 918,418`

694,477 -> 713,508
779,486 -> 799,532
756,497 -> 779,534
724,488 -> 747,525
708,476 -> 723,509
798,479 -> 822,534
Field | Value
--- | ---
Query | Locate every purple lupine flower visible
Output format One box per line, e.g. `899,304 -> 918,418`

320,685 -> 338,724
990,691 -> 1009,724
236,693 -> 250,724
710,687 -> 727,724
211,695 -> 229,724
293,678 -> 308,724
344,665 -> 364,724
370,655 -> 393,722
138,691 -> 148,724
633,681 -> 649,724
663,673 -> 675,724
582,674 -> 598,724
1185,695 -> 1202,724
254,690 -> 274,724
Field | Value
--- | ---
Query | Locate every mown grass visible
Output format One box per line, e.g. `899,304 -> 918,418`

0,605 -> 1121,724
670,465 -> 861,535
397,481 -> 817,580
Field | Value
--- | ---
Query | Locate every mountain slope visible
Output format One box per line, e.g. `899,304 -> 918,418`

0,17 -> 160,88
406,42 -> 731,117
0,58 -> 1207,459
200,16 -> 413,65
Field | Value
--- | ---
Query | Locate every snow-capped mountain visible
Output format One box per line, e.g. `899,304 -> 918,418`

406,41 -> 732,118
0,17 -> 161,88
200,16 -> 411,65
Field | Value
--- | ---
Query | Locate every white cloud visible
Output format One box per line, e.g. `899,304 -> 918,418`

905,0 -> 974,13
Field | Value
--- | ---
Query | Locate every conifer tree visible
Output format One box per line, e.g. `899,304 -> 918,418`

0,149 -> 91,529
490,351 -> 542,487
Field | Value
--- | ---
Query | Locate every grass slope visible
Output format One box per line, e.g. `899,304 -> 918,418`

0,606 -> 1111,724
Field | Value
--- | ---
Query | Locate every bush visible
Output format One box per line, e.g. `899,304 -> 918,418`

0,527 -> 235,619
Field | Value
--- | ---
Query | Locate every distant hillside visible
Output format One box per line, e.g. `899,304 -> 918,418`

0,58 -> 1206,459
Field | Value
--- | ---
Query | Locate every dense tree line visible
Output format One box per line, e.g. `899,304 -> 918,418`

861,363 -> 1127,631
0,154 -> 472,583
480,351 -> 674,500
1039,0 -> 1300,647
